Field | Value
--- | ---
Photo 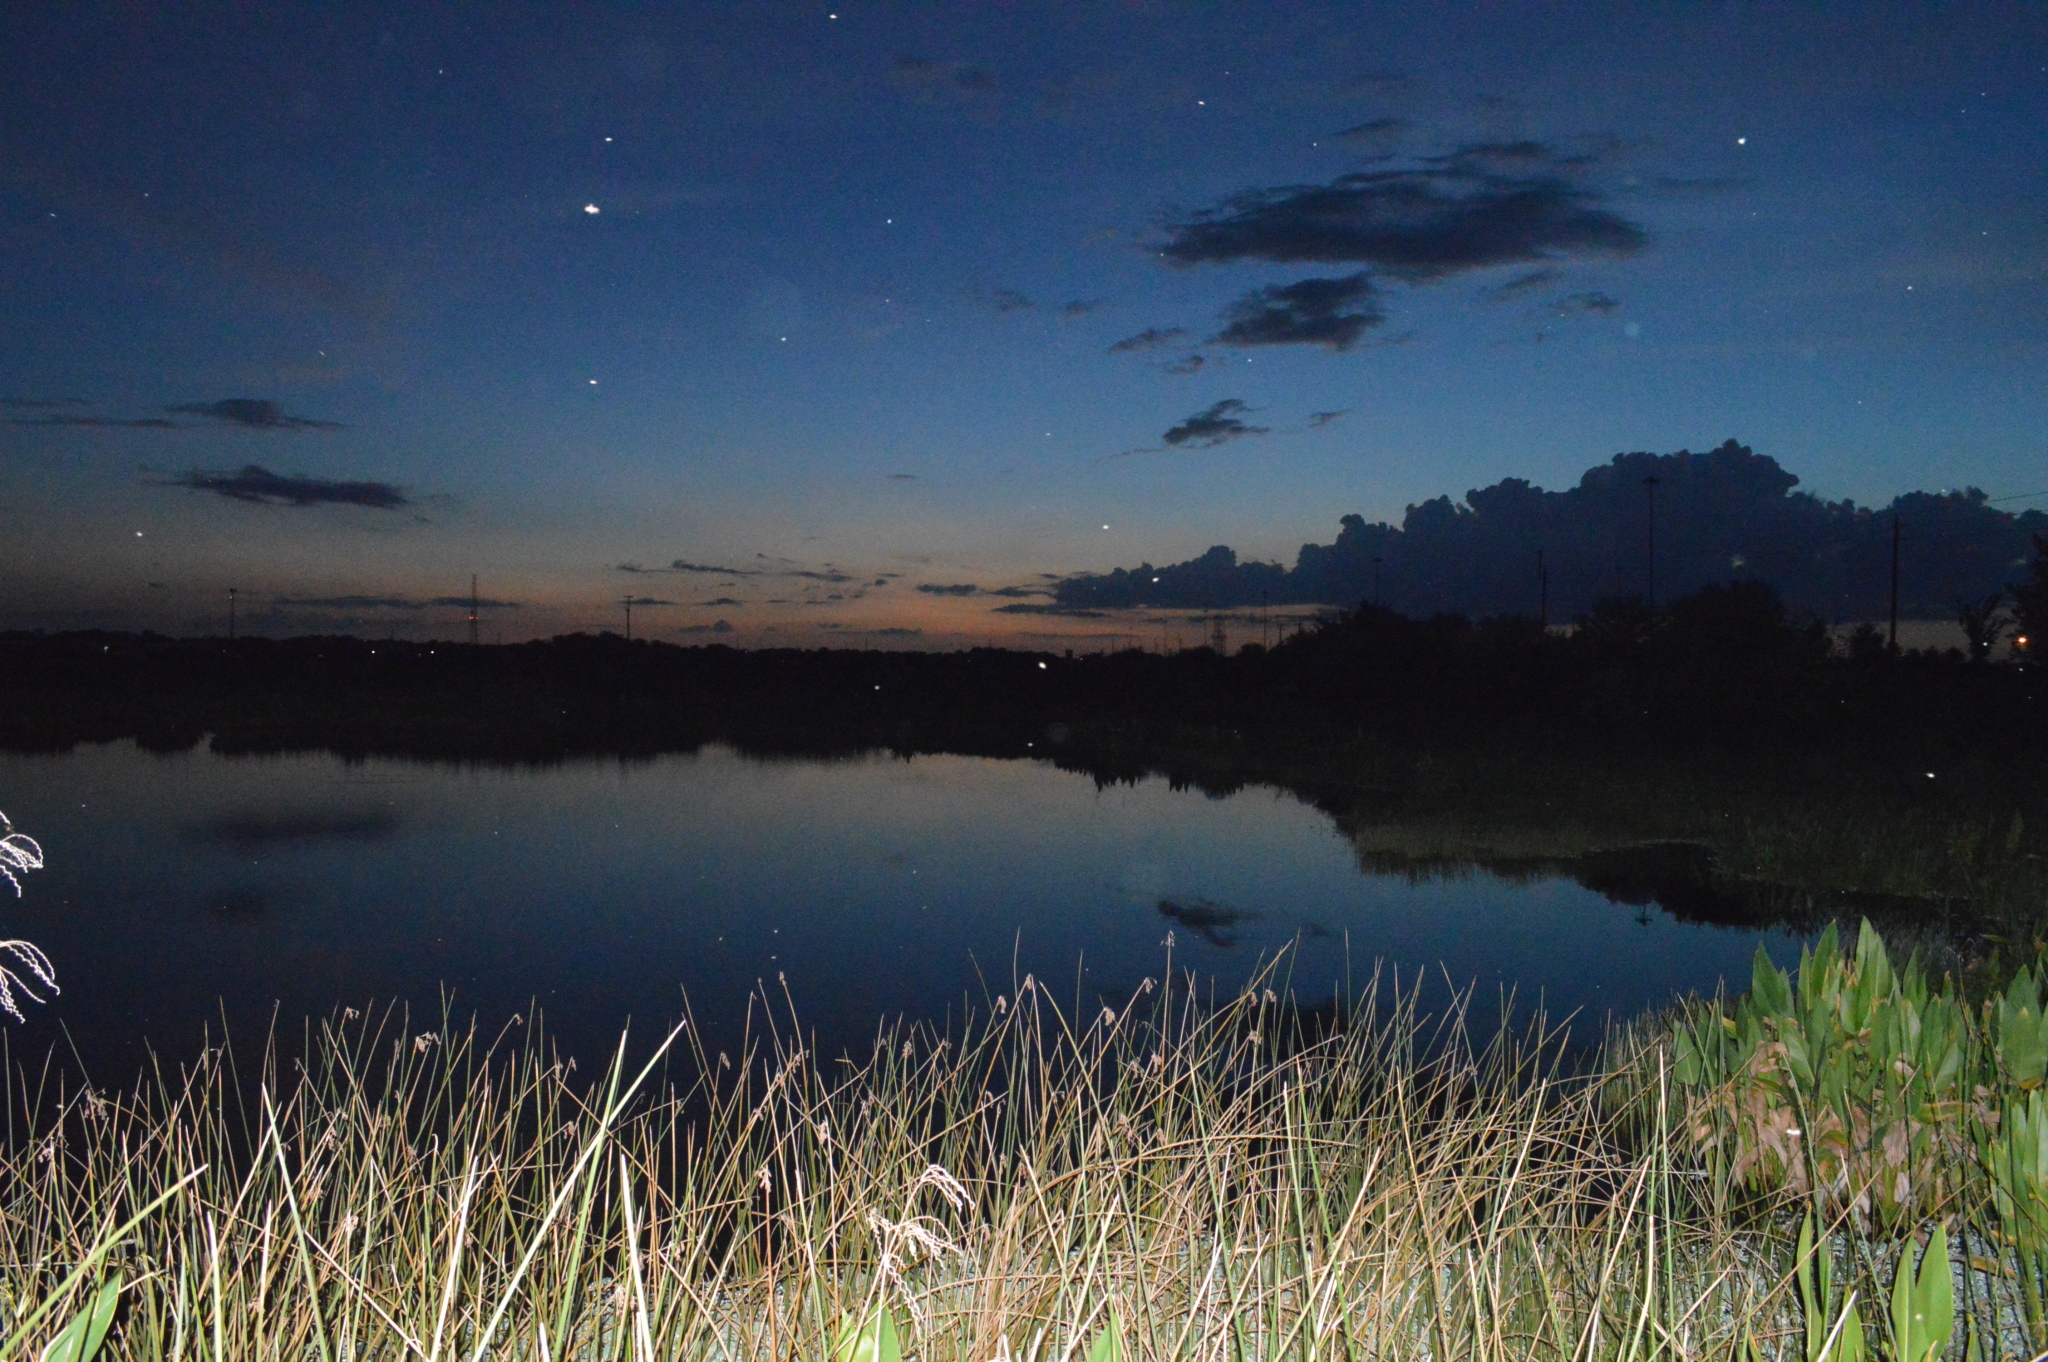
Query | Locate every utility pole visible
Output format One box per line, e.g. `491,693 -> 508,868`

228,587 -> 236,640
621,595 -> 634,641
1888,512 -> 1901,653
1210,615 -> 1227,654
1537,549 -> 1548,629
1643,475 -> 1661,610
468,575 -> 480,647
1371,556 -> 1384,606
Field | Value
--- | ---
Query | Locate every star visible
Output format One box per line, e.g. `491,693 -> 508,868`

583,204 -> 600,215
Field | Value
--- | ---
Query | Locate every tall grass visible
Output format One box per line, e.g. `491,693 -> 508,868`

0,955 -> 2005,1362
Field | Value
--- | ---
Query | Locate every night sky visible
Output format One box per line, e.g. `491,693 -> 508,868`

3,5 -> 2043,646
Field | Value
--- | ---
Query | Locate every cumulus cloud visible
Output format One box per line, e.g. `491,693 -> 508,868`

166,399 -> 345,430
1213,272 -> 1381,350
1163,399 -> 1269,449
164,464 -> 407,509
1159,143 -> 1646,280
916,583 -> 982,596
1108,326 -> 1187,353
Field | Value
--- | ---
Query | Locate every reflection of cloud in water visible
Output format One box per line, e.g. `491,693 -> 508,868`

191,808 -> 400,847
1156,897 -> 1258,948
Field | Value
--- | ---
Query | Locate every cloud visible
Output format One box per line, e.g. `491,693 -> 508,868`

990,290 -> 1034,313
699,597 -> 745,607
1062,299 -> 1102,317
678,620 -> 737,635
1494,267 -> 1562,297
1158,145 -> 1647,280
887,472 -> 920,481
0,397 -> 88,409
166,399 -> 345,430
1307,409 -> 1350,428
425,595 -> 519,609
992,603 -> 1110,617
917,583 -> 982,596
620,596 -> 679,607
1331,117 -> 1410,156
890,56 -> 998,96
618,560 -> 760,576
1164,354 -> 1205,375
1556,290 -> 1621,315
1109,326 -> 1187,354
1212,272 -> 1382,350
1163,399 -> 1269,449
988,584 -> 1053,598
15,414 -> 180,428
279,595 -> 419,610
164,464 -> 407,509
872,626 -> 923,637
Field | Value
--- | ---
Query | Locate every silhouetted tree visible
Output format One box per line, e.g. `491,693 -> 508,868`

1956,592 -> 2009,663
2012,534 -> 2048,661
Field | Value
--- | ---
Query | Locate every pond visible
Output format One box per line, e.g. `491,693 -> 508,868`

0,741 -> 1806,1079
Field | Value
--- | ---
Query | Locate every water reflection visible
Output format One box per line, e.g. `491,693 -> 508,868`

0,742 -> 1807,1078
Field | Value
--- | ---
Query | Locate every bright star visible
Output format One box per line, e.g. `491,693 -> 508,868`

1736,137 -> 1746,145
583,204 -> 600,215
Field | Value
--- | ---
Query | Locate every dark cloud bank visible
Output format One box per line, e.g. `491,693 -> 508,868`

1056,441 -> 2048,621
1157,141 -> 1647,347
167,465 -> 407,509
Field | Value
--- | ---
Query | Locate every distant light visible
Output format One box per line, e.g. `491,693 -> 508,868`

1102,524 -> 1110,530
588,379 -> 598,385
135,531 -> 143,537
584,204 -> 600,214
1927,772 -> 1937,779
1038,661 -> 1047,670
604,136 -> 613,142
1736,136 -> 1746,145
1152,576 -> 1160,583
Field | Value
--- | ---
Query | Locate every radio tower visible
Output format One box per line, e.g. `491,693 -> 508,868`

468,575 -> 480,647
1209,614 -> 1227,654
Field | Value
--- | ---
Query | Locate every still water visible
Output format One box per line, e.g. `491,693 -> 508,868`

0,741 -> 1804,1078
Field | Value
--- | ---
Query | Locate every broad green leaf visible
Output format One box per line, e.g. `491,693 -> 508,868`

833,1307 -> 904,1362
1086,1310 -> 1124,1362
39,1276 -> 122,1362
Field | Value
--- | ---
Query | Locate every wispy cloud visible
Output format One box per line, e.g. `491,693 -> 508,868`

886,472 -> 920,481
1307,409 -> 1351,428
1163,399 -> 1269,449
618,560 -> 761,576
1164,354 -> 1205,375
164,464 -> 407,509
990,289 -> 1034,313
679,620 -> 737,634
166,399 -> 345,430
1109,326 -> 1187,354
1062,299 -> 1103,317
15,414 -> 180,429
1213,273 -> 1382,350
916,583 -> 983,596
0,397 -> 89,410
1555,290 -> 1621,315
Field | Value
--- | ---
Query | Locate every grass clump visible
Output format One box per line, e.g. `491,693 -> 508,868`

0,969 -> 1782,1362
7,943 -> 2048,1362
